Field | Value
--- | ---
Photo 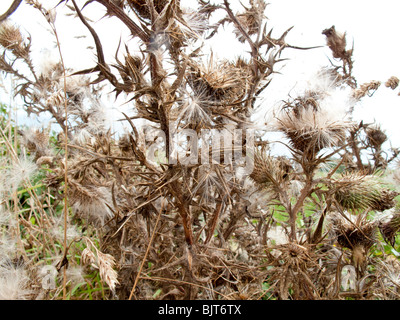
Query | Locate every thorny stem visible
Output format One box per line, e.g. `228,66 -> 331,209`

95,0 -> 150,43
349,128 -> 364,171
289,179 -> 313,241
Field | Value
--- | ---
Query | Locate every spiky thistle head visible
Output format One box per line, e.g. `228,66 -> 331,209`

249,150 -> 292,187
19,127 -> 51,160
192,164 -> 229,206
178,7 -> 208,40
377,209 -> 400,247
276,242 -> 314,269
187,55 -> 250,106
174,89 -> 213,129
234,0 -> 267,43
330,211 -> 377,275
332,171 -> 398,212
0,22 -> 30,59
275,99 -> 353,158
68,180 -> 114,227
365,125 -> 387,150
127,0 -> 169,20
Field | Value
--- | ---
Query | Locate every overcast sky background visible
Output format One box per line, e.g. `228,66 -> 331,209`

1,0 -> 400,150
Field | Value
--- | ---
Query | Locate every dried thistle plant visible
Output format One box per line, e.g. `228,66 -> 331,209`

0,0 -> 400,302
330,211 -> 377,276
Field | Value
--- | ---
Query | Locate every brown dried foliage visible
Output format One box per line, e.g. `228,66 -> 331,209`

1,0 -> 400,301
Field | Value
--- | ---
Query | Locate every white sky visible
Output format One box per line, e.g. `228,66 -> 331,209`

1,0 -> 400,149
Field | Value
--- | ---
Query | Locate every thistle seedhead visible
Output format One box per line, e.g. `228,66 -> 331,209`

5,157 -> 38,193
385,76 -> 399,90
249,150 -> 292,187
332,172 -> 396,212
127,0 -> 169,20
19,127 -> 51,160
68,180 -> 114,227
330,212 -> 377,275
178,8 -> 208,40
187,56 -> 250,107
278,242 -> 313,268
175,89 -> 213,128
0,258 -> 32,300
366,125 -> 387,150
378,210 -> 400,247
322,25 -> 351,61
276,103 -> 352,158
234,0 -> 267,43
0,22 -> 29,59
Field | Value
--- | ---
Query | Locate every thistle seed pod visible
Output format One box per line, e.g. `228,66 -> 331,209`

331,212 -> 377,275
127,0 -> 168,20
332,172 -> 383,211
187,56 -> 250,106
19,128 -> 51,160
0,22 -> 29,59
249,151 -> 292,186
385,76 -> 399,90
276,103 -> 352,159
322,25 -> 351,61
68,180 -> 114,226
379,210 -> 400,247
234,0 -> 266,43
370,189 -> 399,212
366,125 -> 387,149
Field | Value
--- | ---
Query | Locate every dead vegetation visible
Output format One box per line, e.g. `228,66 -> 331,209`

0,0 -> 400,300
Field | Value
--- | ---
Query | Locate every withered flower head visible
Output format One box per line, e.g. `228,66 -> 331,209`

366,125 -> 387,149
187,55 -> 250,105
277,242 -> 313,268
19,127 -> 51,160
234,0 -> 267,43
249,150 -> 292,187
378,209 -> 400,247
330,212 -> 377,275
275,101 -> 352,158
127,0 -> 169,20
322,25 -> 351,61
0,22 -> 29,59
332,172 -> 394,212
385,76 -> 399,90
68,180 -> 114,226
